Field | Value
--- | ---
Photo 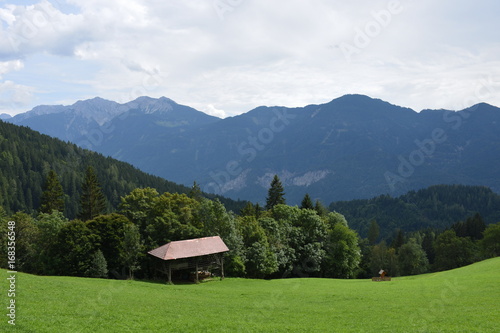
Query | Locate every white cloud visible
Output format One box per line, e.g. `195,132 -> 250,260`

203,104 -> 227,118
0,0 -> 499,115
0,59 -> 23,77
0,80 -> 35,114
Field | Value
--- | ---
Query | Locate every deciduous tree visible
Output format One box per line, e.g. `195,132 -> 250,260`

481,222 -> 500,258
398,238 -> 429,276
323,223 -> 361,278
433,229 -> 477,271
120,223 -> 142,279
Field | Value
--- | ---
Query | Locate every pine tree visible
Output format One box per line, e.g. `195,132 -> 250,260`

78,166 -> 107,221
368,219 -> 380,245
314,200 -> 329,217
254,203 -> 262,219
87,250 -> 108,278
188,181 -> 203,202
300,193 -> 314,210
392,229 -> 405,251
265,175 -> 286,210
240,202 -> 256,217
39,170 -> 65,214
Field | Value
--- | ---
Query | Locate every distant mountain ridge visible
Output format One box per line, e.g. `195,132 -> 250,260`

8,94 -> 500,205
8,96 -> 219,142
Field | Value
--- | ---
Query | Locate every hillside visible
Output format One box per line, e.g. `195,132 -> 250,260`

8,95 -> 500,205
0,120 -> 245,217
330,184 -> 500,239
3,257 -> 499,332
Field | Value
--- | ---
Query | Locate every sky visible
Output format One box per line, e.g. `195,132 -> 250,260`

0,0 -> 499,118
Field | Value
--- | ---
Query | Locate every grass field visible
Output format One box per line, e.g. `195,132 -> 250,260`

2,257 -> 499,332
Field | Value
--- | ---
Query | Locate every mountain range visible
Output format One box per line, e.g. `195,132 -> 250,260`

7,94 -> 500,205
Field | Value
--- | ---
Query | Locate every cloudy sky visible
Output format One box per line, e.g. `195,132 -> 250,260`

1,0 -> 499,118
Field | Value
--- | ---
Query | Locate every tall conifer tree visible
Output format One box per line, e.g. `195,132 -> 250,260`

39,170 -> 65,214
300,193 -> 314,210
78,166 -> 107,221
265,175 -> 286,210
368,219 -> 380,245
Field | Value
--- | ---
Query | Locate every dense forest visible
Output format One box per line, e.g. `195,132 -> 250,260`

330,184 -> 500,240
0,120 -> 245,217
1,120 -> 499,282
0,174 -> 364,280
1,172 -> 499,281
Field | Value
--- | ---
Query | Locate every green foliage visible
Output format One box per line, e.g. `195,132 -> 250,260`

224,254 -> 246,277
300,193 -> 314,210
265,175 -> 286,210
0,120 -> 220,218
240,201 -> 257,217
452,213 -> 486,240
433,230 -> 477,271
326,211 -> 348,228
78,166 -> 107,221
33,211 -> 69,274
391,229 -> 405,251
199,198 -> 245,276
188,181 -> 203,202
397,238 -> 429,276
120,189 -> 202,249
421,231 -> 436,264
39,170 -> 65,214
330,185 -> 500,239
314,200 -> 329,217
53,220 -> 100,276
245,240 -> 278,278
367,219 -> 380,245
369,242 -> 399,277
293,209 -> 327,276
119,187 -> 160,233
120,223 -> 143,279
323,223 -> 361,278
480,222 -> 500,258
8,212 -> 38,273
86,213 -> 133,274
86,249 -> 108,278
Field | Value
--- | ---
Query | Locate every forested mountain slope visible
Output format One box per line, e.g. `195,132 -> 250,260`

330,184 -> 500,239
0,120 -> 244,217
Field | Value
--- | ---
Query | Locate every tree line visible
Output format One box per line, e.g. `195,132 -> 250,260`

0,173 -> 362,279
330,184 -> 500,240
2,172 -> 499,281
355,213 -> 500,277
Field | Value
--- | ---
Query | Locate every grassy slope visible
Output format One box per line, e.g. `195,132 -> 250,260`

2,258 -> 499,333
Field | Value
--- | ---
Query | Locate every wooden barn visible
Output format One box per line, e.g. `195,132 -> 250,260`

148,236 -> 229,283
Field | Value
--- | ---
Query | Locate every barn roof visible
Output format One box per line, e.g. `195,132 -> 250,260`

148,236 -> 229,261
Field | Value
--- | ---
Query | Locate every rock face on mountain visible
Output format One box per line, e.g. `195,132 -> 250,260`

9,95 -> 500,205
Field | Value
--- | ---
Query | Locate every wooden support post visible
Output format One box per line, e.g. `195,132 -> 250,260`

167,262 -> 172,284
195,258 -> 199,283
221,253 -> 225,280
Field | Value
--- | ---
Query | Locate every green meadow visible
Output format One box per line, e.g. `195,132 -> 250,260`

2,257 -> 499,332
